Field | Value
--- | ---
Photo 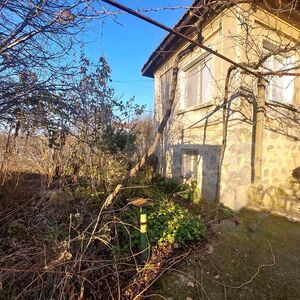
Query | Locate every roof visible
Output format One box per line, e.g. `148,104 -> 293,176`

141,0 -> 300,78
141,0 -> 203,78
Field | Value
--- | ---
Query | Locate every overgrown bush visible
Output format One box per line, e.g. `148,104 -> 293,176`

153,176 -> 182,194
119,198 -> 206,253
152,176 -> 201,203
147,199 -> 206,245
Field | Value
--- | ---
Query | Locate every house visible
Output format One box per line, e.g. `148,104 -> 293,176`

142,0 -> 300,219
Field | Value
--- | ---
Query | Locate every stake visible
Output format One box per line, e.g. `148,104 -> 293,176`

127,197 -> 153,260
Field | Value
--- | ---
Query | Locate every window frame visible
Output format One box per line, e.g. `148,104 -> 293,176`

182,53 -> 212,109
262,40 -> 296,105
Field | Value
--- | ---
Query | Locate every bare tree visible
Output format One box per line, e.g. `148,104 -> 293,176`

0,0 -> 105,127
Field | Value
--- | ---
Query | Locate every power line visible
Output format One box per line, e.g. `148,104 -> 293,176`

101,0 -> 260,78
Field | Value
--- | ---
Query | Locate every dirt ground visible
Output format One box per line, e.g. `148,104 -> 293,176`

152,209 -> 300,300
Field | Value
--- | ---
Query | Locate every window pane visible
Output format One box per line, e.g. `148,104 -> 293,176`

160,70 -> 172,115
264,56 -> 272,101
282,56 -> 295,105
184,55 -> 212,108
265,55 -> 295,104
186,64 -> 200,108
283,76 -> 295,105
181,150 -> 198,179
201,58 -> 212,102
182,153 -> 191,177
273,57 -> 285,102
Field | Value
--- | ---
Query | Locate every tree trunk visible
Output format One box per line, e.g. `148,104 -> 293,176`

216,65 -> 236,201
253,78 -> 266,183
104,45 -> 194,208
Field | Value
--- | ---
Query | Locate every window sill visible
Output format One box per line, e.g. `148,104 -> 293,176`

177,101 -> 214,115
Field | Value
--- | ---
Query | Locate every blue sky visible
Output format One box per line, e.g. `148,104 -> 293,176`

80,0 -> 192,113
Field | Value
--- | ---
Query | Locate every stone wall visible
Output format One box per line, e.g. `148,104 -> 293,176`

247,103 -> 300,220
158,86 -> 300,220
152,5 -> 300,220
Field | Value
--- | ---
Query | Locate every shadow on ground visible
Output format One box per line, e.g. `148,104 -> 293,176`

152,209 -> 300,300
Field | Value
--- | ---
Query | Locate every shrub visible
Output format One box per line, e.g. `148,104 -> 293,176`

174,180 -> 201,203
7,221 -> 28,238
119,198 -> 206,253
147,199 -> 206,245
152,176 -> 182,194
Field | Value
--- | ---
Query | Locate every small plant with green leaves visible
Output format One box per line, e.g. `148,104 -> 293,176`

7,221 -> 28,238
119,197 -> 206,253
147,199 -> 206,245
174,180 -> 201,203
153,176 -> 182,194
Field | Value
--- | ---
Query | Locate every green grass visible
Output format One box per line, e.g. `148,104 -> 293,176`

152,209 -> 300,300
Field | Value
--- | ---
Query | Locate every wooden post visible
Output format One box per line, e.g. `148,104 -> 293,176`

127,197 -> 153,261
253,78 -> 266,183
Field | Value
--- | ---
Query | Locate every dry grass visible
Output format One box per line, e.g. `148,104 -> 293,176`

0,134 -> 209,299
0,132 -> 139,298
0,171 -> 205,299
0,172 -> 116,299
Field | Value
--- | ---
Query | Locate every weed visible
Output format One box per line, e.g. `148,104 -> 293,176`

7,221 -> 27,238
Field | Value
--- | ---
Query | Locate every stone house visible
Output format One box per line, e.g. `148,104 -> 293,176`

142,0 -> 300,220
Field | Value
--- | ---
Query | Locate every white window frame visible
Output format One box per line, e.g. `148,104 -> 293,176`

183,54 -> 212,109
262,41 -> 296,105
265,55 -> 295,105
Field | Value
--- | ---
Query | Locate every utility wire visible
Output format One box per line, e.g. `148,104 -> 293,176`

101,0 -> 260,78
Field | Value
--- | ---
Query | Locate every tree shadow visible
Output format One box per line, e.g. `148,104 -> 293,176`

160,85 -> 300,213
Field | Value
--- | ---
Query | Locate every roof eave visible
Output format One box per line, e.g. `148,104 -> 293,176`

141,0 -> 203,78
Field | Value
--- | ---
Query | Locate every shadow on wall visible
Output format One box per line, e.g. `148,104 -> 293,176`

247,181 -> 300,221
170,144 -> 221,202
158,89 -> 300,210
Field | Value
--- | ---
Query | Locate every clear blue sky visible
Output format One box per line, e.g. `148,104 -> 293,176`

80,0 -> 192,113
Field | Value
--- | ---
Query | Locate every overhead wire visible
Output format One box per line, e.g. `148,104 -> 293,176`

101,0 -> 261,78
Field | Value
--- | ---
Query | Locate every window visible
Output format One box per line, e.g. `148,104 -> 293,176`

181,150 -> 199,179
184,56 -> 212,108
160,69 -> 172,115
264,55 -> 296,105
